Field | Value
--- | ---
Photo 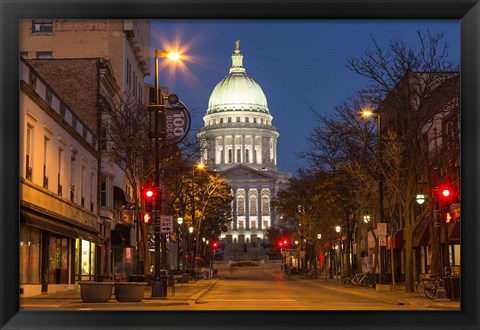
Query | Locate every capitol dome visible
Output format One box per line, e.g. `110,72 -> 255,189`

207,41 -> 269,114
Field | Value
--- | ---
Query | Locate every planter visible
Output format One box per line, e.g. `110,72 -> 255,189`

78,281 -> 114,303
114,282 -> 147,302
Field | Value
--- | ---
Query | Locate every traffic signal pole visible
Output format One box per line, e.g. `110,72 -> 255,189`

151,50 -> 167,298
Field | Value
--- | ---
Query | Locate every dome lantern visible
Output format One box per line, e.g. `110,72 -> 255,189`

207,41 -> 269,114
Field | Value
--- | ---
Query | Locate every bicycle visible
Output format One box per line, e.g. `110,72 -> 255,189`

302,269 -> 319,279
342,273 -> 372,288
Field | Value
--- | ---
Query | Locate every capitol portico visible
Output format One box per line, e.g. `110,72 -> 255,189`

198,41 -> 290,255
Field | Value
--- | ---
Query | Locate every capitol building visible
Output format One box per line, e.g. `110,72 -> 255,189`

198,41 -> 291,256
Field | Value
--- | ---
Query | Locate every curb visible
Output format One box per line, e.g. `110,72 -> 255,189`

190,279 -> 219,304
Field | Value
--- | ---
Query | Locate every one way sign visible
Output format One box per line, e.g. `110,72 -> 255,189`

160,216 -> 173,234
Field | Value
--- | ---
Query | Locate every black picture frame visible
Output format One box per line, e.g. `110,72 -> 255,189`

1,0 -> 479,329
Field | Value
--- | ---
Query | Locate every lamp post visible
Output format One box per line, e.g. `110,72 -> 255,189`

177,217 -> 183,270
361,108 -> 385,284
150,49 -> 179,298
191,162 -> 205,270
188,225 -> 194,271
335,225 -> 342,281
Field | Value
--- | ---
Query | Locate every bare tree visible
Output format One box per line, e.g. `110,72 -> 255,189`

347,31 -> 459,292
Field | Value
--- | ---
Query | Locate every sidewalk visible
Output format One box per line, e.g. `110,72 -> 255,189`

20,278 -> 218,310
283,273 -> 460,310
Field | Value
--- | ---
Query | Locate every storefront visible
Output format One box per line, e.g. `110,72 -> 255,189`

20,208 -> 103,297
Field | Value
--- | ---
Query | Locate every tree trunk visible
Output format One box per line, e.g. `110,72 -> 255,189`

404,226 -> 415,292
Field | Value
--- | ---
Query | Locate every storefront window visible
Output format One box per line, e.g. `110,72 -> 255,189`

48,236 -> 69,284
76,239 -> 96,281
19,226 -> 41,284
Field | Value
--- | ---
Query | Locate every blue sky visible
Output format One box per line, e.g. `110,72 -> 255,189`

148,20 -> 460,174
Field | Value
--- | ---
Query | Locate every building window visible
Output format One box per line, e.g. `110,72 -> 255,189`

19,226 -> 41,284
237,197 -> 245,216
262,196 -> 270,214
58,148 -> 63,196
60,104 -> 66,118
245,117 -> 249,123
126,59 -> 131,88
100,176 -> 107,207
220,118 -> 224,124
70,152 -> 76,203
245,149 -> 250,163
72,117 -> 77,130
81,166 -> 85,208
253,118 -> 257,123
228,149 -> 233,163
90,173 -> 95,212
43,136 -> 49,189
25,125 -> 33,180
36,51 -> 52,59
101,127 -> 107,151
238,221 -> 244,231
32,20 -> 53,33
20,52 -> 28,59
250,196 -> 257,215
236,148 -> 241,163
45,89 -> 52,106
228,117 -> 232,123
263,220 -> 269,229
236,117 -> 240,122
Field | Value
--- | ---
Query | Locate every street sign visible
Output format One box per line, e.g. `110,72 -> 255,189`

377,223 -> 387,236
164,103 -> 191,146
160,216 -> 173,234
379,235 -> 387,246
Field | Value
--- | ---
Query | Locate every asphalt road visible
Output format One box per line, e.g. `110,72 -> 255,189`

173,263 -> 458,311
20,262 -> 460,311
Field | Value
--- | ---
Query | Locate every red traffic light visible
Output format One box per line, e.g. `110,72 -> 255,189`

212,242 -> 218,248
141,211 -> 153,225
441,189 -> 451,198
142,187 -> 156,200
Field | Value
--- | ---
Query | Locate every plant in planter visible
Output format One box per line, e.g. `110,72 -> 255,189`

114,282 -> 147,302
78,281 -> 114,303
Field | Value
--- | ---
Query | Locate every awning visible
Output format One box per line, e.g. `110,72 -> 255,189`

111,222 -> 135,247
113,185 -> 126,201
114,186 -> 133,205
439,221 -> 460,244
413,217 -> 430,247
21,208 -> 104,245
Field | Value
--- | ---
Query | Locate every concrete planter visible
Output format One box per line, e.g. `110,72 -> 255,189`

78,281 -> 114,303
114,282 -> 147,302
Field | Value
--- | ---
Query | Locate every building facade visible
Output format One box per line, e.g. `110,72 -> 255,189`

20,58 -> 103,297
198,41 -> 291,259
19,19 -> 152,288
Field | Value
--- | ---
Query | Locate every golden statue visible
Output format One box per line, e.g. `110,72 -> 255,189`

235,39 -> 240,51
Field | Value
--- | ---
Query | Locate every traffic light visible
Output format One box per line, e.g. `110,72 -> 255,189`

212,241 -> 218,249
141,211 -> 153,225
445,211 -> 456,224
142,186 -> 156,212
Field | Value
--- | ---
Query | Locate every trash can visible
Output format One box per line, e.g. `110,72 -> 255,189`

446,276 -> 460,301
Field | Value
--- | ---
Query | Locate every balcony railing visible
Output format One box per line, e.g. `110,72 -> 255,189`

70,185 -> 75,203
26,166 -> 32,181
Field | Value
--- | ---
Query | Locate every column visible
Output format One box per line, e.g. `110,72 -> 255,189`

257,188 -> 262,230
245,188 -> 250,230
232,188 -> 237,230
223,134 -> 226,164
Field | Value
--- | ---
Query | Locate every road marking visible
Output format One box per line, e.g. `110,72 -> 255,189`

21,304 -> 61,308
204,299 -> 296,302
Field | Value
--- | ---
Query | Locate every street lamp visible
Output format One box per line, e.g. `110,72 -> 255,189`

335,225 -> 342,280
150,49 -> 179,298
188,225 -> 194,271
361,107 -> 385,284
191,162 -> 205,270
416,194 -> 426,205
177,217 -> 184,270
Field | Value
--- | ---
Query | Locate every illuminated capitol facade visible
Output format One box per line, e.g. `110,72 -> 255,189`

198,41 -> 291,251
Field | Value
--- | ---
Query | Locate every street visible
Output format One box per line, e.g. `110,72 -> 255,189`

20,262 -> 460,311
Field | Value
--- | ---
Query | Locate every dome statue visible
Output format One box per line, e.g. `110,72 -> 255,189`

206,41 -> 269,114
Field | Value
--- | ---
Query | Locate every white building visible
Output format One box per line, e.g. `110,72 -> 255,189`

20,58 -> 103,297
198,41 -> 291,258
20,19 -> 152,280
